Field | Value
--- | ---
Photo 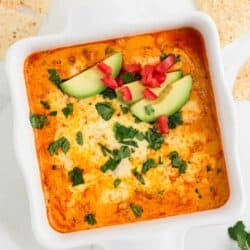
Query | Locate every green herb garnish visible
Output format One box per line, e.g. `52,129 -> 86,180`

132,168 -> 145,185
76,131 -> 83,145
98,143 -> 112,156
95,102 -> 115,121
29,113 -> 47,129
145,105 -> 155,115
119,140 -> 138,148
144,128 -> 164,150
168,111 -> 183,129
142,159 -> 157,174
158,156 -> 163,164
113,122 -> 138,141
133,115 -> 142,123
175,54 -> 181,62
135,132 -> 144,141
101,88 -> 117,99
105,47 -> 115,55
48,111 -> 57,116
228,221 -> 250,250
169,151 -> 187,173
84,213 -> 97,225
68,167 -> 84,186
120,72 -> 138,84
48,137 -> 70,155
48,69 -> 62,87
40,100 -> 50,110
160,51 -> 168,61
101,157 -> 121,172
114,178 -> 121,188
120,104 -> 129,114
62,103 -> 73,118
130,203 -> 143,218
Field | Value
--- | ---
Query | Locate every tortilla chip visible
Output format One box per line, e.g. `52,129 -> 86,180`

0,0 -> 21,9
21,0 -> 49,13
0,7 -> 40,59
196,0 -> 250,47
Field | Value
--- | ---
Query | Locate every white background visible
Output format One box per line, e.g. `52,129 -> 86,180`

0,0 -> 249,249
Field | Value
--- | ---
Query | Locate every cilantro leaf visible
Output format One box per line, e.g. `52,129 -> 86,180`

130,203 -> 143,218
114,178 -> 121,188
120,72 -> 138,84
132,168 -> 145,185
175,54 -> 181,62
101,88 -> 117,100
62,103 -> 73,118
144,105 -> 155,115
48,137 -> 70,155
101,157 -> 121,172
120,104 -> 129,114
169,151 -> 187,173
48,69 -> 62,87
160,51 -> 169,61
228,221 -> 250,250
95,102 -> 115,121
98,143 -> 112,156
113,122 -> 138,141
119,140 -> 138,148
76,131 -> 83,145
49,111 -> 57,116
142,159 -> 157,174
68,167 -> 84,186
144,128 -> 164,150
40,100 -> 50,110
168,111 -> 183,129
29,113 -> 47,129
105,47 -> 115,55
84,213 -> 96,225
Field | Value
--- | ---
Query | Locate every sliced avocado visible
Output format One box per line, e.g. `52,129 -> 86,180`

61,52 -> 122,99
130,75 -> 192,122
116,70 -> 183,104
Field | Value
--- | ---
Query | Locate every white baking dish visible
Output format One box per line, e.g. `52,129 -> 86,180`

5,1 -> 250,249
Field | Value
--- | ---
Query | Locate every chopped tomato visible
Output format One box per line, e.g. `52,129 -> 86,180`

158,115 -> 169,134
116,78 -> 124,86
97,62 -> 112,76
101,77 -> 119,89
143,88 -> 158,100
155,54 -> 175,74
124,63 -> 141,73
119,86 -> 132,101
141,65 -> 160,87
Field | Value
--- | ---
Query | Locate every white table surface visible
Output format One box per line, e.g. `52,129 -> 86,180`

0,0 -> 249,249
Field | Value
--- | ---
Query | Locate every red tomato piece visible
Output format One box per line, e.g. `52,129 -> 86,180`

155,54 -> 175,74
153,72 -> 166,84
158,115 -> 169,134
97,62 -> 112,76
101,77 -> 119,89
123,63 -> 141,73
143,88 -> 158,100
119,86 -> 132,101
116,78 -> 124,86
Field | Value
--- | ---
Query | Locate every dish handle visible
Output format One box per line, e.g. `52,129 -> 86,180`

222,32 -> 250,92
95,226 -> 187,250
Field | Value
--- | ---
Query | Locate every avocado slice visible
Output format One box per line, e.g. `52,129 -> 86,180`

61,52 -> 122,99
130,75 -> 193,122
116,70 -> 183,105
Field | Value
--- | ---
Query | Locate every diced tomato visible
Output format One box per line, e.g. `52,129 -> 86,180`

101,77 -> 119,89
154,72 -> 166,84
142,65 -> 155,76
155,54 -> 175,74
116,78 -> 124,86
158,115 -> 169,134
97,62 -> 112,76
123,63 -> 141,73
143,88 -> 158,100
119,86 -> 132,102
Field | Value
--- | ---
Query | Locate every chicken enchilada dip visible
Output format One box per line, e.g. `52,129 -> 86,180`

24,28 -> 229,232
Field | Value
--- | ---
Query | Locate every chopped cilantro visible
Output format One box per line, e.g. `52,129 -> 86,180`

169,151 -> 187,173
133,115 -> 142,123
120,104 -> 129,114
160,51 -> 169,61
135,132 -> 144,141
158,156 -> 163,164
105,47 -> 115,55
228,221 -> 250,250
84,213 -> 96,225
119,140 -> 138,148
175,54 -> 181,62
113,122 -> 138,141
142,159 -> 157,174
98,143 -> 112,156
114,178 -> 121,188
145,105 -> 155,115
168,111 -> 183,129
48,69 -> 62,87
76,131 -> 83,145
117,145 -> 130,158
95,102 -> 115,121
48,111 -> 57,116
48,137 -> 70,155
62,103 -> 73,118
144,128 -> 164,150
120,72 -> 138,84
130,203 -> 143,218
101,157 -> 121,172
40,100 -> 50,110
29,113 -> 47,129
68,167 -> 84,186
132,168 -> 145,185
101,88 -> 117,99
